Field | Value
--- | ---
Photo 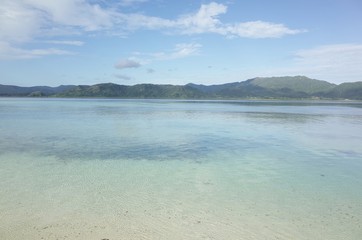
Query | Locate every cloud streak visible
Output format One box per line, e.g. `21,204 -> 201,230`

113,43 -> 201,72
122,43 -> 201,67
44,40 -> 85,46
119,0 -> 148,6
229,21 -> 304,38
0,41 -> 74,60
150,43 -> 202,61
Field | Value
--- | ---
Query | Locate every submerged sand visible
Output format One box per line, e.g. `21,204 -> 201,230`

0,153 -> 361,240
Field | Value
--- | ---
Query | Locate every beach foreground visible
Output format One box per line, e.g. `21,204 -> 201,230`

0,99 -> 361,239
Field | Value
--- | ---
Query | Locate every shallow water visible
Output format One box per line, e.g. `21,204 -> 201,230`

0,98 -> 361,240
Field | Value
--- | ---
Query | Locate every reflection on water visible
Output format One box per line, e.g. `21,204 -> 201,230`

0,98 -> 362,240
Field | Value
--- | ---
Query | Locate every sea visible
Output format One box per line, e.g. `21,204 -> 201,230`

0,98 -> 361,240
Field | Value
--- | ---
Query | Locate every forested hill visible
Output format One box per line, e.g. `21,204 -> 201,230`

56,83 -> 206,99
0,84 -> 75,97
1,76 -> 362,100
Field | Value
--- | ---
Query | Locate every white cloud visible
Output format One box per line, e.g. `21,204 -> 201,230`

0,0 -> 116,59
0,1 -> 43,43
120,13 -> 174,30
0,1 -> 303,42
0,0 -> 116,43
23,0 -> 115,31
173,43 -> 202,58
0,1 -> 304,60
176,2 -> 227,35
229,21 -> 305,38
152,43 -> 202,60
0,41 -> 73,60
120,2 -> 302,38
115,59 -> 141,69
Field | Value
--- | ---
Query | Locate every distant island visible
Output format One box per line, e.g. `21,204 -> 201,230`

1,76 -> 362,100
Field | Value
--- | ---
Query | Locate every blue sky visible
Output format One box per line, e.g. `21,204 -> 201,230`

0,0 -> 361,86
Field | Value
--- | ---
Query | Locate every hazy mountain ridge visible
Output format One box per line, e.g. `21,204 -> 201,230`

1,76 -> 361,100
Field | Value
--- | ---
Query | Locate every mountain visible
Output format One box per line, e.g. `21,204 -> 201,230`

56,83 -> 206,99
246,76 -> 336,95
187,76 -> 337,99
0,84 -> 75,97
1,76 -> 361,100
324,82 -> 362,100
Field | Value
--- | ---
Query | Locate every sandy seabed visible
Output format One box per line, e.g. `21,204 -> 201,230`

0,153 -> 361,240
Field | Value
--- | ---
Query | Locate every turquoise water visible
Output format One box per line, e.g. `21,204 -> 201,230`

0,98 -> 361,240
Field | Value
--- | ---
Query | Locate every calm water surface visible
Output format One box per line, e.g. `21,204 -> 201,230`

0,98 -> 361,240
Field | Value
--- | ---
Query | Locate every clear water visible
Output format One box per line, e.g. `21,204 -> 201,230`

0,98 -> 361,240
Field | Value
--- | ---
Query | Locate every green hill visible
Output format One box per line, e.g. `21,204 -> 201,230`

246,76 -> 336,95
324,82 -> 362,100
1,76 -> 362,100
187,76 -> 339,99
56,83 -> 206,99
0,84 -> 75,97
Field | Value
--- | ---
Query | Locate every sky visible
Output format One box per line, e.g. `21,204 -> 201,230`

0,0 -> 362,87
